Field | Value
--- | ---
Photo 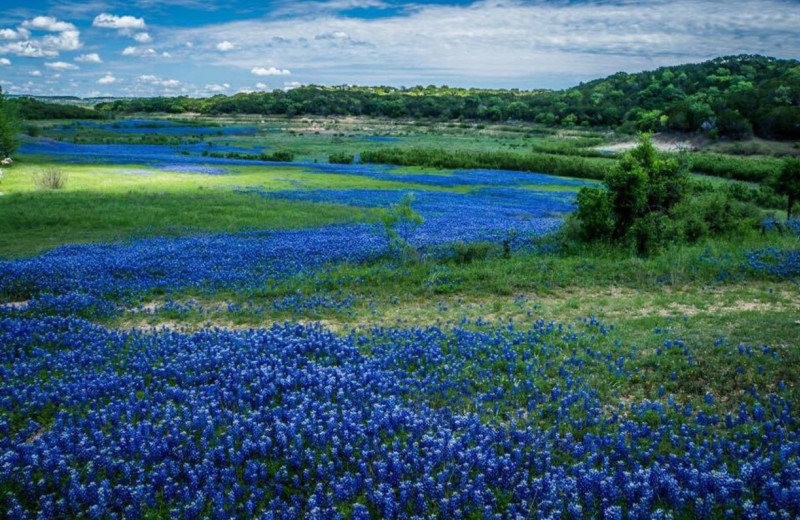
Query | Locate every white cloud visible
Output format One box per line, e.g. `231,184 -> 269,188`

122,46 -> 170,58
0,58 -> 9,66
0,41 -> 58,58
283,81 -> 302,90
205,82 -> 230,93
22,16 -> 76,33
251,66 -> 291,76
45,61 -> 79,70
29,70 -> 42,76
137,75 -> 180,87
93,13 -> 147,33
0,28 -> 28,40
43,30 -> 81,51
98,73 -> 116,84
134,32 -> 152,43
255,82 -> 268,89
0,17 -> 81,56
76,53 -> 102,63
216,40 -> 235,51
160,0 -> 800,89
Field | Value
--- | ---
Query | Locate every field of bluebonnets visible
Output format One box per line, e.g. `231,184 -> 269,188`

2,119 -> 800,519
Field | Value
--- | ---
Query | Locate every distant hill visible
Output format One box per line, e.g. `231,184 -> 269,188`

15,55 -> 800,139
547,54 -> 800,139
10,97 -> 106,120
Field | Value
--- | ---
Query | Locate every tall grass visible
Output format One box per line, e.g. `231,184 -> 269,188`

33,167 -> 68,190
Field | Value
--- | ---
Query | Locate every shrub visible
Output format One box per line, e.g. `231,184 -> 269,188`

573,134 -> 690,254
329,152 -> 354,164
33,167 -> 68,190
378,193 -> 423,260
774,157 -> 800,220
448,241 -> 501,264
259,150 -> 294,162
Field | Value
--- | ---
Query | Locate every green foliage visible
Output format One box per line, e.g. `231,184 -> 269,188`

12,97 -> 105,120
93,55 -> 800,139
378,193 -> 424,259
328,152 -> 355,164
574,187 -> 614,241
448,241 -> 502,264
259,150 -> 294,162
774,157 -> 800,219
687,153 -> 782,182
604,134 -> 690,243
571,134 -> 761,254
0,87 -> 20,158
361,147 -> 611,180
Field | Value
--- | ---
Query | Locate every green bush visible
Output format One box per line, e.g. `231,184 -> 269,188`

328,152 -> 354,164
569,134 -> 767,255
448,241 -> 501,264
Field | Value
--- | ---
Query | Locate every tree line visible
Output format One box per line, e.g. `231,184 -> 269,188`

90,55 -> 799,140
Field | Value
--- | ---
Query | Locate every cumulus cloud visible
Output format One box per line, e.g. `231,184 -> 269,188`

134,32 -> 152,43
255,82 -> 268,89
76,53 -> 102,63
43,30 -> 81,51
251,66 -> 291,76
98,73 -> 116,84
22,16 -> 76,33
0,28 -> 29,40
93,13 -> 147,33
122,46 -> 170,58
0,16 -> 81,57
0,41 -> 58,58
29,70 -> 42,76
45,61 -> 79,70
137,74 -> 180,87
0,58 -> 10,66
216,40 -> 235,51
205,83 -> 230,92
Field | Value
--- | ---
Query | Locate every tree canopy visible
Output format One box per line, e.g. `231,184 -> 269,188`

775,158 -> 800,219
92,55 -> 800,139
0,87 -> 20,158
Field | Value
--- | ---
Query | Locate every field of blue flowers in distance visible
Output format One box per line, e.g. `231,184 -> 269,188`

2,126 -> 800,519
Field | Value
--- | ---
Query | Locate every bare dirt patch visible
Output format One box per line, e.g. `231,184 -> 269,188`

596,133 -> 702,154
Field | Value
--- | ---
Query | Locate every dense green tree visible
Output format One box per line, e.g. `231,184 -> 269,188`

0,87 -> 20,158
775,157 -> 800,220
574,134 -> 690,253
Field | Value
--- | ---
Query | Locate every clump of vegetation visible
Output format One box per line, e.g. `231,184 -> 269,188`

33,167 -> 68,190
328,152 -> 355,164
0,86 -> 20,159
260,150 -> 294,162
448,241 -> 502,264
378,193 -> 424,261
361,147 -> 611,180
571,134 -> 760,254
774,157 -> 800,219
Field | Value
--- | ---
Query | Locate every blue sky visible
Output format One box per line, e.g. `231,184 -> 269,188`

1,0 -> 798,98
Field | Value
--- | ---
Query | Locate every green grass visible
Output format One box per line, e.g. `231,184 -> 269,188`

0,189 -> 370,259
